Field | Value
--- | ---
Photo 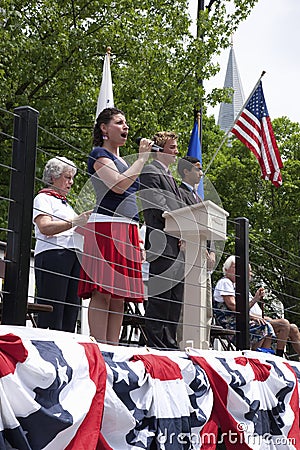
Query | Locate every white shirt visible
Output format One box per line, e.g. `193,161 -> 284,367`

249,297 -> 263,317
33,193 -> 83,255
213,277 -> 235,303
214,281 -> 265,317
181,181 -> 194,191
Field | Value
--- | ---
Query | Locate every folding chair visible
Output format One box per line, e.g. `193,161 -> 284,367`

120,302 -> 148,346
210,323 -> 236,351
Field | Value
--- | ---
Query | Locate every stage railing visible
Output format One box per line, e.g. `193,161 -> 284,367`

1,105 -> 299,357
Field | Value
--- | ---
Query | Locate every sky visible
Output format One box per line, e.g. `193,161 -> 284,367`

188,0 -> 300,124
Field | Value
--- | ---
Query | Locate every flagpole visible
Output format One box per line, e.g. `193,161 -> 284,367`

197,111 -> 201,139
204,70 -> 266,175
196,1 -> 204,151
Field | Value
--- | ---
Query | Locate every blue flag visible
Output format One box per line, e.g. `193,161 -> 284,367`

187,121 -> 204,199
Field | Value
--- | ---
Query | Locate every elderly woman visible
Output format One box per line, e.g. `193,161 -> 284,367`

213,255 -> 275,350
33,156 -> 91,332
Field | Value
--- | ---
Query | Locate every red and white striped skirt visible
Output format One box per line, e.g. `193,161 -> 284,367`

78,221 -> 144,302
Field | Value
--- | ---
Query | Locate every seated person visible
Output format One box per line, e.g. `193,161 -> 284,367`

213,255 -> 275,351
249,289 -> 289,357
287,324 -> 300,356
249,286 -> 300,357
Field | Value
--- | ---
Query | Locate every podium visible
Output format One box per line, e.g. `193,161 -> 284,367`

163,200 -> 228,350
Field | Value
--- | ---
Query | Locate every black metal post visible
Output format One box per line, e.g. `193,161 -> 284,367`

2,106 -> 39,325
197,0 -> 205,32
235,217 -> 249,350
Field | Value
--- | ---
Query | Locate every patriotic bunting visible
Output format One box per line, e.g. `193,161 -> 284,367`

0,326 -> 299,449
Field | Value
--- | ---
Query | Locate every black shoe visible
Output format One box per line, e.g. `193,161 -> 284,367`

163,327 -> 179,349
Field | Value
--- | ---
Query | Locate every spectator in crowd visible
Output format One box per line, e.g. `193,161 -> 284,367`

177,156 -> 216,345
78,107 -> 150,344
33,156 -> 91,332
213,255 -> 275,350
139,131 -> 185,349
249,275 -> 300,357
285,324 -> 300,356
249,287 -> 288,356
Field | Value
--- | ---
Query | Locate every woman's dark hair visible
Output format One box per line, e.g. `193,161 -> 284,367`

93,107 -> 125,146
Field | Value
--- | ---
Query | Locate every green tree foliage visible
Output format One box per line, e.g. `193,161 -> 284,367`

0,0 -> 257,152
1,0 -> 299,326
208,117 -> 300,324
0,0 -> 258,238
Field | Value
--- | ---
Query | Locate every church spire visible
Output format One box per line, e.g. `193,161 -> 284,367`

217,43 -> 245,133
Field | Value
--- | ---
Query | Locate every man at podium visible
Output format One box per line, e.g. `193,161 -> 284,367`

177,156 -> 216,345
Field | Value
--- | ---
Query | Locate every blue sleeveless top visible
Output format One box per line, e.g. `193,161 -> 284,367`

88,147 -> 140,221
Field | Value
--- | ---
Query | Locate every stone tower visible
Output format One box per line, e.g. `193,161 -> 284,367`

217,44 -> 245,133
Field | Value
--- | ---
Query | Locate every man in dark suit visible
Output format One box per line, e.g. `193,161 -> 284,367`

139,131 -> 185,349
177,156 -> 216,344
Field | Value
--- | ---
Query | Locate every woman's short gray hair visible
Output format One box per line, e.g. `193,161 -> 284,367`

223,255 -> 235,275
42,157 -> 77,185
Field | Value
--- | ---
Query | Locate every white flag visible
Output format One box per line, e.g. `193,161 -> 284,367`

95,51 -> 114,120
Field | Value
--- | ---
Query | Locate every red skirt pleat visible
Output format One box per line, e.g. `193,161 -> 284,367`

78,221 -> 144,302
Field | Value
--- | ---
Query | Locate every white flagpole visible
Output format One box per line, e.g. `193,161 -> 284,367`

204,71 -> 266,175
95,46 -> 114,121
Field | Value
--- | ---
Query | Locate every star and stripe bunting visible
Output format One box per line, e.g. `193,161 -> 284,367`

0,327 -> 299,449
189,348 -> 300,449
231,80 -> 283,187
0,327 -> 109,450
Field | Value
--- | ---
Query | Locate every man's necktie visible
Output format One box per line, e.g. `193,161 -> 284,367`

167,169 -> 180,195
192,188 -> 201,203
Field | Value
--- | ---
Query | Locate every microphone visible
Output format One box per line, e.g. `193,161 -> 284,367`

135,137 -> 164,152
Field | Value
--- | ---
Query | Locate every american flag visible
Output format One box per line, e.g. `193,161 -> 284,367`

231,80 -> 283,187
